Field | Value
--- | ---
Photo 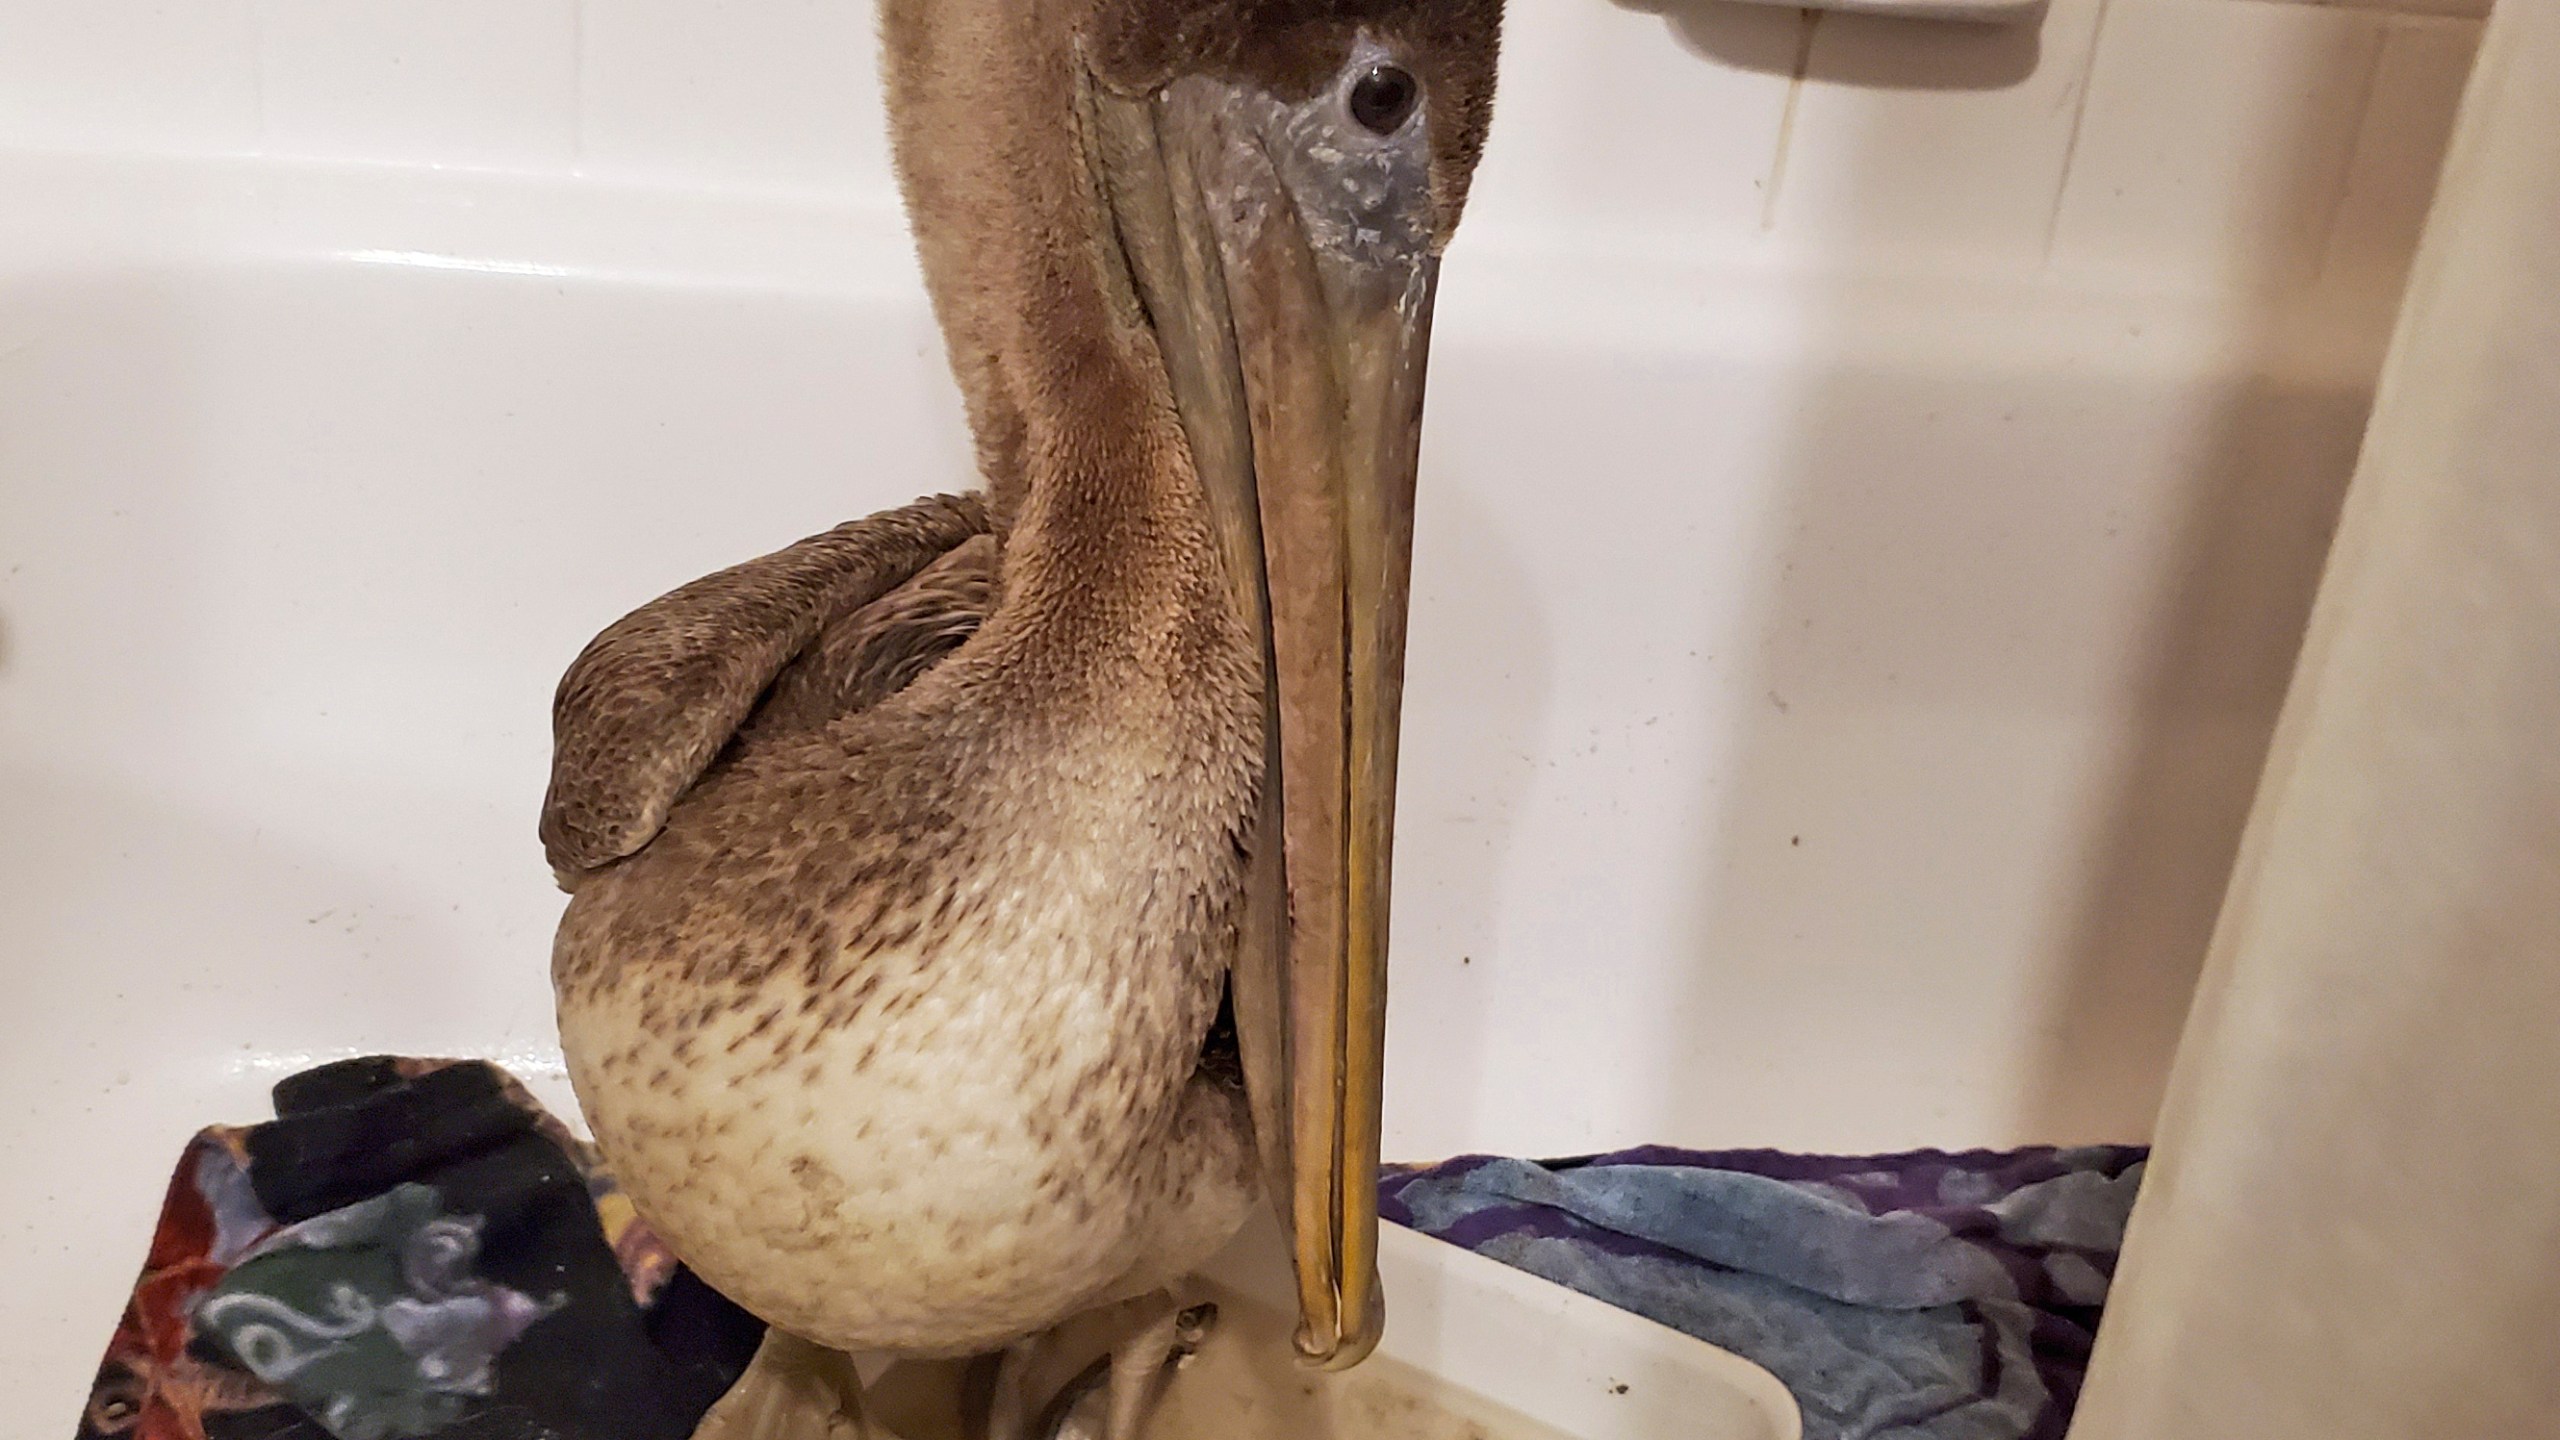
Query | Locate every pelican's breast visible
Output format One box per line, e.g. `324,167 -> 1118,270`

553,735 -> 1240,1354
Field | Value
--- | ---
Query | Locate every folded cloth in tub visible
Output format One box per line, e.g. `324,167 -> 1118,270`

1382,1145 -> 2147,1440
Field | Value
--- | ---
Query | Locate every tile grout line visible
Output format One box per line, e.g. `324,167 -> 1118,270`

2037,0 -> 2119,267
1761,8 -> 1825,234
2038,0 -> 2117,267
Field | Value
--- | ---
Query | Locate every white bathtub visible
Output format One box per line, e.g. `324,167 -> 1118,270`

0,146 -> 2390,1433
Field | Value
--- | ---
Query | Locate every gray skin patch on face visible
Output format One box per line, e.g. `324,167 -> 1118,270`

1169,33 -> 1438,273
1266,37 -> 1437,266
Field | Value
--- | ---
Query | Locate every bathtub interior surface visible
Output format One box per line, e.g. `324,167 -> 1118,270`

854,1222 -> 1799,1440
3,153 -> 2381,1429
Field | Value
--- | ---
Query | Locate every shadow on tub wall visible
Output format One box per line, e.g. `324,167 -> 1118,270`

1603,0 -> 2474,1147
1668,362 -> 2370,1148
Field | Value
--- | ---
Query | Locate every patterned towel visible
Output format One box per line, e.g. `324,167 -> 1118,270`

1383,1146 -> 2147,1440
75,1057 -> 763,1440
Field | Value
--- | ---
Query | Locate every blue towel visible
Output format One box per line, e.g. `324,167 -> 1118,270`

1382,1146 -> 2146,1440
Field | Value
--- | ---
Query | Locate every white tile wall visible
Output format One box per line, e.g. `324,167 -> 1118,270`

256,0 -> 580,168
2048,0 -> 2390,289
1463,1 -> 1805,254
0,0 -> 260,154
0,0 -> 2485,296
1772,0 -> 2112,268
579,0 -> 892,200
2249,0 -> 2487,18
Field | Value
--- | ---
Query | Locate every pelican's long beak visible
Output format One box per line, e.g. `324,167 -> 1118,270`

1088,73 -> 1438,1369
1227,221 -> 1431,1375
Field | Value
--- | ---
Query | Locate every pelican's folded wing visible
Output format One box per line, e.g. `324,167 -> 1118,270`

540,492 -> 990,885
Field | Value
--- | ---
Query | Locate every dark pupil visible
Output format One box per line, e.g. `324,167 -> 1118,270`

1349,65 -> 1418,135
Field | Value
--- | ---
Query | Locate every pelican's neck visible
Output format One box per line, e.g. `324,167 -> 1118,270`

880,0 -> 1228,648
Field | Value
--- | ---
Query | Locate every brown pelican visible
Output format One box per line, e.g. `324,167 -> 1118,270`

540,1 -> 1502,1433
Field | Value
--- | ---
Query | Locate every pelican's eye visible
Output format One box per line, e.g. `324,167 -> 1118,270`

1347,64 -> 1419,136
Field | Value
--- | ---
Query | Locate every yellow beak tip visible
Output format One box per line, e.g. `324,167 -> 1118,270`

1293,1287 -> 1386,1371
